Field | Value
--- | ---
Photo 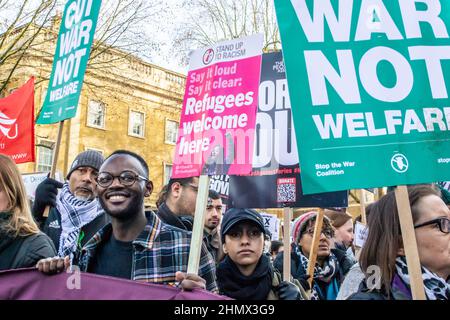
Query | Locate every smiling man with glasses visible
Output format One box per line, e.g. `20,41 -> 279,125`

37,150 -> 217,293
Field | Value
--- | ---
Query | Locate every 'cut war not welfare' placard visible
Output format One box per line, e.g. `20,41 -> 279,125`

37,0 -> 102,124
275,0 -> 450,194
172,34 -> 263,178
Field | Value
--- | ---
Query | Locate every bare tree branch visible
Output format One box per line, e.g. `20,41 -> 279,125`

171,0 -> 281,65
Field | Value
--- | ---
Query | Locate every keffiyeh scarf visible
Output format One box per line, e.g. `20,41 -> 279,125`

395,256 -> 450,300
298,247 -> 339,300
56,183 -> 103,258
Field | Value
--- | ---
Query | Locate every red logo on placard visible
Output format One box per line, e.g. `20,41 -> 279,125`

0,78 -> 35,164
203,49 -> 214,65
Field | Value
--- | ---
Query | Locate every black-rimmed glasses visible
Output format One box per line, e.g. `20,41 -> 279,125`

305,228 -> 334,239
96,171 -> 148,188
414,217 -> 450,234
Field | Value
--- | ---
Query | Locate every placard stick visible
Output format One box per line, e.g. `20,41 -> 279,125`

43,120 -> 64,218
283,207 -> 293,282
360,189 -> 367,225
307,208 -> 324,289
187,175 -> 211,274
395,186 -> 426,300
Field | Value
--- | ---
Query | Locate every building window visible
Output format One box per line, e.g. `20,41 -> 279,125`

164,164 -> 173,185
87,100 -> 106,129
129,111 -> 145,137
36,146 -> 53,172
165,119 -> 179,144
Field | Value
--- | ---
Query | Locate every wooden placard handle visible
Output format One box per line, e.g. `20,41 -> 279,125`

283,207 -> 293,282
360,189 -> 367,225
307,208 -> 324,289
43,120 -> 64,218
394,186 -> 426,300
187,175 -> 210,274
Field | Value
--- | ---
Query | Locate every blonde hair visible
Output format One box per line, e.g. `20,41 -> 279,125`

0,154 -> 39,237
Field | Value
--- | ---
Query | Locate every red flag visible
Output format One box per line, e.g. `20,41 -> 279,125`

0,78 -> 35,164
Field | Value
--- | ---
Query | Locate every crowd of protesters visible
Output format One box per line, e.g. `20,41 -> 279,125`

0,150 -> 449,300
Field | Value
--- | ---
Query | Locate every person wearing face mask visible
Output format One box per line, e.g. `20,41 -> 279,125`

32,150 -> 108,260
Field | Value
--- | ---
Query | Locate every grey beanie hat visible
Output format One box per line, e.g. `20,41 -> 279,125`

66,150 -> 104,179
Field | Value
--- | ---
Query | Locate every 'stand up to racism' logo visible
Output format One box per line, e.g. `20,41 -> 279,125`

203,48 -> 215,65
0,111 -> 18,139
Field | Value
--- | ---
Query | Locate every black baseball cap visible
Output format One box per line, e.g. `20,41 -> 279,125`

221,208 -> 266,242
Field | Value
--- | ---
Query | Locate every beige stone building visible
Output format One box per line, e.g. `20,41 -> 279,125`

1,19 -> 185,208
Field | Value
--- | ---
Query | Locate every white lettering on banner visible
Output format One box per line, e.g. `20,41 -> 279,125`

53,48 -> 87,86
254,113 -> 273,167
290,0 -> 353,42
181,113 -> 248,135
312,107 -> 450,139
51,0 -> 94,89
65,0 -> 93,29
409,46 -> 450,99
355,0 -> 403,41
59,20 -> 92,57
209,176 -> 230,195
290,0 -> 450,143
359,47 -> 414,102
259,80 -> 291,111
50,81 -> 79,102
305,50 -> 361,106
253,77 -> 298,168
306,46 -> 450,106
291,0 -> 449,43
184,92 -> 254,115
398,0 -> 449,39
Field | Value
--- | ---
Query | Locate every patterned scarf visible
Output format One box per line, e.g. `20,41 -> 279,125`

395,256 -> 450,300
56,183 -> 103,258
298,247 -> 339,300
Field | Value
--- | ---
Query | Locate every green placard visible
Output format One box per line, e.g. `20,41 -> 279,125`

36,0 -> 102,124
275,0 -> 450,194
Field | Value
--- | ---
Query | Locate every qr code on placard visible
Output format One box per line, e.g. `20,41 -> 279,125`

277,178 -> 296,203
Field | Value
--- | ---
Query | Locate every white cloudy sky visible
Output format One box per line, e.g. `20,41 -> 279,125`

145,0 -> 190,74
0,0 -> 192,74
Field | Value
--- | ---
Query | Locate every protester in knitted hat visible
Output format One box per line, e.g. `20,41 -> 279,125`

216,208 -> 308,300
32,150 -> 108,261
274,211 -> 352,300
349,185 -> 450,300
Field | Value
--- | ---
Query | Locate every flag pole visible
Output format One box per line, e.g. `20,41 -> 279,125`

43,120 -> 64,218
